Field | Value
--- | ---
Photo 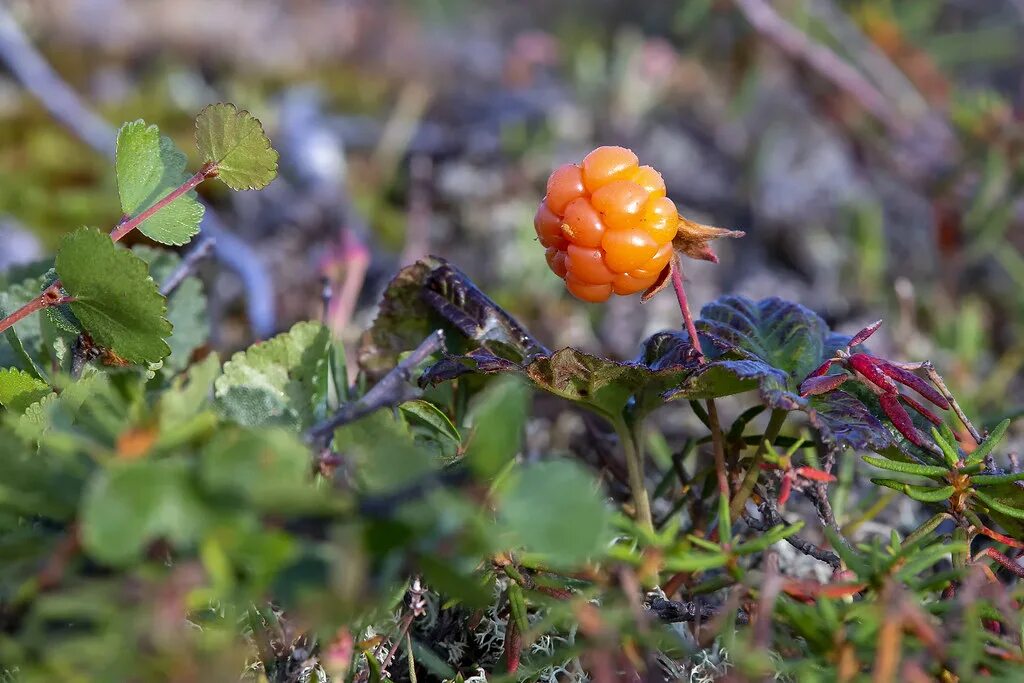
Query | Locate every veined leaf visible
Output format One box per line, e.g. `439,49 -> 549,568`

215,321 -> 330,429
194,103 -> 278,190
0,368 -> 51,413
134,246 -> 209,372
55,228 -> 171,364
115,120 -> 204,245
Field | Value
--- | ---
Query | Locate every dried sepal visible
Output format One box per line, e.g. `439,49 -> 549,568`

640,260 -> 674,302
672,216 -> 745,263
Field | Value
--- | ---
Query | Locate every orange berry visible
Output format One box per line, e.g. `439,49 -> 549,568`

545,247 -> 567,278
633,242 -> 673,277
566,244 -> 615,285
566,273 -> 612,303
590,180 -> 649,231
601,227 -> 658,273
534,203 -> 568,250
629,165 -> 666,199
581,146 -> 639,193
545,163 -> 586,215
611,271 -> 659,296
561,198 -> 606,248
641,196 -> 678,245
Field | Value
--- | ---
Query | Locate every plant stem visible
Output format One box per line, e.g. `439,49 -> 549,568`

0,163 -> 218,336
730,408 -> 787,518
670,255 -> 703,362
614,418 -> 653,533
670,255 -> 731,533
109,162 -> 217,242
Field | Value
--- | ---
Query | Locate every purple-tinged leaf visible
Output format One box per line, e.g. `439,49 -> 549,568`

899,393 -> 943,426
803,358 -> 836,381
696,296 -> 829,381
847,353 -> 899,394
879,392 -> 927,448
799,372 -> 849,397
804,390 -> 895,454
849,319 -> 883,348
877,362 -> 950,409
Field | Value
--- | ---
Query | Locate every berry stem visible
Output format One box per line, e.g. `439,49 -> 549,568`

109,162 -> 217,242
670,254 -> 703,363
670,255 -> 731,520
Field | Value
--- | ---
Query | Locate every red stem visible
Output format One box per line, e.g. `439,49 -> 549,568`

670,255 -> 704,363
0,162 -> 217,335
109,162 -> 216,242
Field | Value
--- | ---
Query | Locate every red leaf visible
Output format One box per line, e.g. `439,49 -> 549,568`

878,362 -> 950,409
795,466 -> 836,482
848,354 -> 899,394
849,320 -> 883,348
898,393 -> 943,426
799,372 -> 849,397
879,392 -> 927,448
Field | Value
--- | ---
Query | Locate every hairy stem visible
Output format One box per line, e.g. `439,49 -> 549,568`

615,418 -> 653,533
110,162 -> 217,242
730,408 -> 787,518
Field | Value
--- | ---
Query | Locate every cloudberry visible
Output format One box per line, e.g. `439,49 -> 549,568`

536,145 -> 680,303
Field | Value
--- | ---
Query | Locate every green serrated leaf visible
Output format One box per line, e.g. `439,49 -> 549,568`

115,120 -> 204,245
497,460 -> 611,568
214,321 -> 330,429
55,228 -> 171,364
81,459 -> 209,566
194,103 -> 278,190
0,368 -> 51,413
862,455 -> 949,478
134,246 -> 209,372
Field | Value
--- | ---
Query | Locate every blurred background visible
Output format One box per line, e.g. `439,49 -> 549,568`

1,0 -> 1022,425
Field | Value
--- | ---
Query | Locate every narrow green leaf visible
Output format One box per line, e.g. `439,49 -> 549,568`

663,552 -> 730,572
115,120 -> 204,245
974,489 -> 1024,520
733,522 -> 805,555
400,400 -> 461,446
55,228 -> 171,363
0,368 -> 51,413
194,103 -> 278,190
872,478 -> 954,503
932,425 -> 960,468
862,455 -> 949,478
823,526 -> 870,576
971,472 -> 1024,486
901,512 -> 953,549
967,419 -> 1010,465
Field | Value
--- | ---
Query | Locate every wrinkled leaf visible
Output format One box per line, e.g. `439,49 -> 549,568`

360,258 -> 546,378
215,321 -> 330,429
194,103 -> 278,190
0,367 -> 51,413
55,228 -> 171,364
